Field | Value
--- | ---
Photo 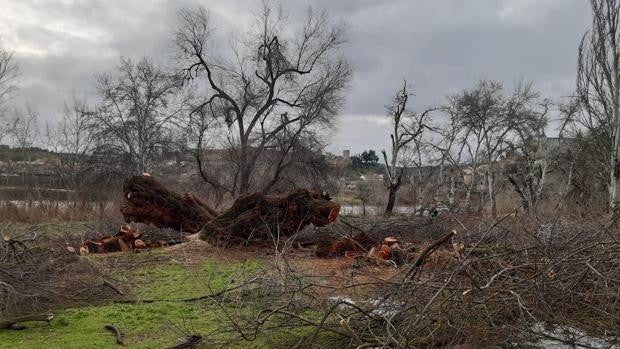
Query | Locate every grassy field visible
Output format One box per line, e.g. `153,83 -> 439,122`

0,241 -> 323,349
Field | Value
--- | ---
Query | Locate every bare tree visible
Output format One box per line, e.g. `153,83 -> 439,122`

0,41 -> 19,112
506,98 -> 551,215
58,95 -> 92,158
381,80 -> 432,216
429,107 -> 474,209
175,1 -> 351,197
9,105 -> 39,150
53,95 -> 95,203
91,57 -> 185,175
447,80 -> 539,217
0,41 -> 19,140
576,0 -> 620,211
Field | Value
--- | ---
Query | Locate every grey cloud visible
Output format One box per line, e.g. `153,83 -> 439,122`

1,0 -> 591,154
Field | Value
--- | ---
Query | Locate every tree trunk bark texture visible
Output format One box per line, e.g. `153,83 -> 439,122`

121,175 -> 340,245
121,175 -> 219,234
385,184 -> 397,216
200,189 -> 340,245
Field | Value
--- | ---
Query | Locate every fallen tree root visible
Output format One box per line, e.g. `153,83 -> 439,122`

104,324 -> 126,346
0,313 -> 54,330
166,334 -> 203,349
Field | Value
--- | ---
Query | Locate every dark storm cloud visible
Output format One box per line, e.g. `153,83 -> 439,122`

0,0 -> 591,153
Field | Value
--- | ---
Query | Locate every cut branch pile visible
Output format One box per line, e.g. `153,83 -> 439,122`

217,218 -> 620,348
1,228 -> 116,318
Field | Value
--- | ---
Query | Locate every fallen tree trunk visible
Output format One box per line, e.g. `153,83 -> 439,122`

0,313 -> 54,330
200,189 -> 340,244
120,175 -> 340,245
121,175 -> 218,233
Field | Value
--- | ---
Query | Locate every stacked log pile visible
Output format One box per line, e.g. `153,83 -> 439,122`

80,225 -> 175,255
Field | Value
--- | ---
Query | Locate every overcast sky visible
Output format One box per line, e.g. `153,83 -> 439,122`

0,0 -> 591,154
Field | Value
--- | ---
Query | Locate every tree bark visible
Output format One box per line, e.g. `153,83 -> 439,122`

385,184 -> 398,216
200,189 -> 340,244
121,175 -> 340,245
0,314 -> 53,330
120,175 -> 218,234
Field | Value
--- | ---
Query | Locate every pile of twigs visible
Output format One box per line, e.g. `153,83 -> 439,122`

214,216 -> 620,348
0,226 -> 114,317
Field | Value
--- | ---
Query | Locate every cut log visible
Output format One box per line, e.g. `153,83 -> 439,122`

200,189 -> 340,245
117,238 -> 130,252
0,313 -> 54,330
121,175 -> 218,233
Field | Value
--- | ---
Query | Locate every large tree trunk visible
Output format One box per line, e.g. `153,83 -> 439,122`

611,23 -> 620,212
385,184 -> 398,216
200,189 -> 340,245
121,175 -> 218,233
486,167 -> 497,218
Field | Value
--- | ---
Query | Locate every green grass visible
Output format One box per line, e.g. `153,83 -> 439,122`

0,257 -> 267,349
126,259 -> 262,300
0,249 -> 341,349
0,302 -> 218,349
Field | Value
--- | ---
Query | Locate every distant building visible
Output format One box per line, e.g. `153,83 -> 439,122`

359,173 -> 384,182
325,150 -> 352,168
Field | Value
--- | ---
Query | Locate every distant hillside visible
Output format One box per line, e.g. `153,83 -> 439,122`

0,145 -> 59,163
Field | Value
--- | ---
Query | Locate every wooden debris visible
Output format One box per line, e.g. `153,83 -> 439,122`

0,313 -> 54,330
377,244 -> 391,259
117,175 -> 340,246
104,324 -> 126,346
134,239 -> 146,249
405,230 -> 457,279
121,175 -> 218,233
166,334 -> 203,349
201,189 -> 340,245
315,233 -> 376,258
317,233 -> 415,266
102,279 -> 125,296
79,225 -> 179,254
383,236 -> 399,245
